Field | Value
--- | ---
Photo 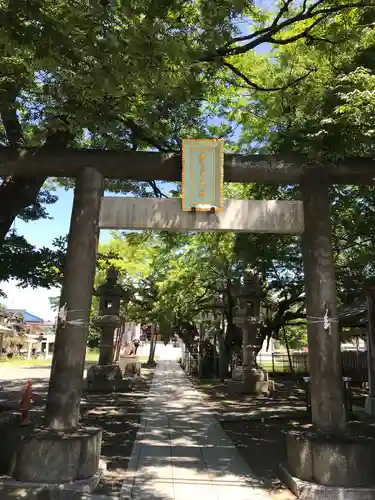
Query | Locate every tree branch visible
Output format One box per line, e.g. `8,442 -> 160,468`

223,61 -> 317,91
202,1 -> 374,60
0,89 -> 25,149
304,34 -> 342,45
0,126 -> 75,243
148,180 -> 168,198
95,93 -> 177,153
273,0 -> 296,26
267,16 -> 328,45
121,117 -> 172,153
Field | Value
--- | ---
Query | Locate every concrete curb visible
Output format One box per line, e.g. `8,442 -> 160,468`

279,462 -> 375,499
0,460 -> 107,499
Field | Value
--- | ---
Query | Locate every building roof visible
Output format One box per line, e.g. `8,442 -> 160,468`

7,309 -> 44,324
338,301 -> 367,329
24,311 -> 44,323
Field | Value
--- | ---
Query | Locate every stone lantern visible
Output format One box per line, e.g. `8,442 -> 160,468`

228,271 -> 270,394
87,267 -> 131,392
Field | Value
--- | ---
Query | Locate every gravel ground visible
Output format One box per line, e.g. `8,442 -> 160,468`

81,368 -> 155,497
0,364 -> 155,498
192,374 -> 369,500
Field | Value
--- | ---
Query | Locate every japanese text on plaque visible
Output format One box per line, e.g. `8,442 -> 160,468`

181,139 -> 224,212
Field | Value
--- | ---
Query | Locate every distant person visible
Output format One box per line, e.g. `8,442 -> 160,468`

133,338 -> 140,355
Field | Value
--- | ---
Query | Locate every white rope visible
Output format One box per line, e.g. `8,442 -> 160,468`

57,304 -> 87,327
306,308 -> 338,330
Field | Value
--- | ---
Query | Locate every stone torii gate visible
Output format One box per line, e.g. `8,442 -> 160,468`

3,153 -> 374,430
2,150 -> 375,494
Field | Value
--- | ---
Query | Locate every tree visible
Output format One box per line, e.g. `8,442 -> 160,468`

279,324 -> 308,350
219,6 -> 375,332
97,224 -> 306,376
4,0 -> 374,366
0,0 -> 241,241
1,0 -> 374,247
48,295 -> 60,313
0,233 -> 65,292
0,0 -> 241,289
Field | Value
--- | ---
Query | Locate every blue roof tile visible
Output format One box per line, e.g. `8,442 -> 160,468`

24,311 -> 44,323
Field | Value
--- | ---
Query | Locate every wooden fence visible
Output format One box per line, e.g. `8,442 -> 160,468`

257,351 -> 368,383
181,348 -> 199,376
181,347 -> 369,383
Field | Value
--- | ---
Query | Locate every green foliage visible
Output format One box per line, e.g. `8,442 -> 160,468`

0,0 -> 247,153
0,0 -> 250,287
0,232 -> 65,292
219,5 -> 375,312
97,223 -> 303,350
48,295 -> 60,312
2,0 -> 375,329
279,325 -> 308,350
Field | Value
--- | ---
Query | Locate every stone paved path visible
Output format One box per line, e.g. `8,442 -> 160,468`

120,360 -> 273,500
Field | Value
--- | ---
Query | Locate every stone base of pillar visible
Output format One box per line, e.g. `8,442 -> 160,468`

280,426 -> 375,498
364,396 -> 375,415
86,364 -> 123,392
118,356 -> 142,377
4,426 -> 103,497
228,366 -> 273,394
227,379 -> 272,394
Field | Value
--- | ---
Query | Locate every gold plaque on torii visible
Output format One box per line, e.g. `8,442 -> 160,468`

181,138 -> 224,212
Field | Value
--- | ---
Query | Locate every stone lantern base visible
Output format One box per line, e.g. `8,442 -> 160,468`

227,366 -> 273,394
86,364 -> 123,393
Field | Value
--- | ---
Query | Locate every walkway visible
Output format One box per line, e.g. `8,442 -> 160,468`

120,360 -> 272,500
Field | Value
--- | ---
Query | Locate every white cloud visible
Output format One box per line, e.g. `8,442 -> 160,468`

1,280 -> 60,321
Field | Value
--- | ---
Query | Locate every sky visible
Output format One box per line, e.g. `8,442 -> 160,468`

2,188 -> 88,320
1,186 -> 175,321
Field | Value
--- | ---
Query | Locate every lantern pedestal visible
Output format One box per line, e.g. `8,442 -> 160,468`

280,426 -> 375,499
86,268 -> 131,394
86,364 -> 124,393
231,272 -> 271,394
227,366 -> 272,394
1,426 -> 104,497
118,356 -> 142,377
87,310 -> 125,393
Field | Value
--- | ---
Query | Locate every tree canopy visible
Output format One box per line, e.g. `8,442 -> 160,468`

2,0 -> 375,303
92,7 -> 375,353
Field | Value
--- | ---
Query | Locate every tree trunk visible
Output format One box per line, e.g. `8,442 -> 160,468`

218,334 -> 230,381
114,324 -> 125,363
147,326 -> 156,364
283,326 -> 295,375
0,176 -> 46,242
198,322 -> 204,378
46,167 -> 104,430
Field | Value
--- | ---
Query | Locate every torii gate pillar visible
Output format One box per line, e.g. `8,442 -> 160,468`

301,172 -> 346,433
46,167 -> 104,429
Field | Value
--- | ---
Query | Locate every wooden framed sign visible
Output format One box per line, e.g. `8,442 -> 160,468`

182,138 -> 224,212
